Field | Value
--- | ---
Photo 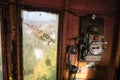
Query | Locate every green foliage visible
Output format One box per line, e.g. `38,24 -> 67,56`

23,24 -> 58,80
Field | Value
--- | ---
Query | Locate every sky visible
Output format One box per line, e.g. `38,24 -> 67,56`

22,11 -> 59,22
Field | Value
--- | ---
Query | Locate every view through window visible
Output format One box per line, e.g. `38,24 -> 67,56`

22,10 -> 59,80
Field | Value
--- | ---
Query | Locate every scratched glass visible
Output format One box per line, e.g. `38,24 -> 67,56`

22,11 -> 59,80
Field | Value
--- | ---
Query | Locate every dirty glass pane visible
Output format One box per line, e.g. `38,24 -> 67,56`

0,10 -> 3,80
22,11 -> 59,80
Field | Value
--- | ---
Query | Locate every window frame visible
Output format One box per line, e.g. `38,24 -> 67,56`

0,5 -> 9,80
17,6 -> 64,80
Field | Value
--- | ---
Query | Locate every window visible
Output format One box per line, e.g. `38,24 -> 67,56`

22,10 -> 59,80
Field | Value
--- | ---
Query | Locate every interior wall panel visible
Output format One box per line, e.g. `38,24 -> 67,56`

19,0 -> 64,9
66,13 -> 79,40
69,0 -> 118,13
101,16 -> 116,66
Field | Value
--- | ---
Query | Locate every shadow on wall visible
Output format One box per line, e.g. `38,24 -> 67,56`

117,65 -> 120,80
86,65 -> 108,80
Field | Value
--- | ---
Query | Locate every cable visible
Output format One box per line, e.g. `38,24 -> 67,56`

73,61 -> 80,80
